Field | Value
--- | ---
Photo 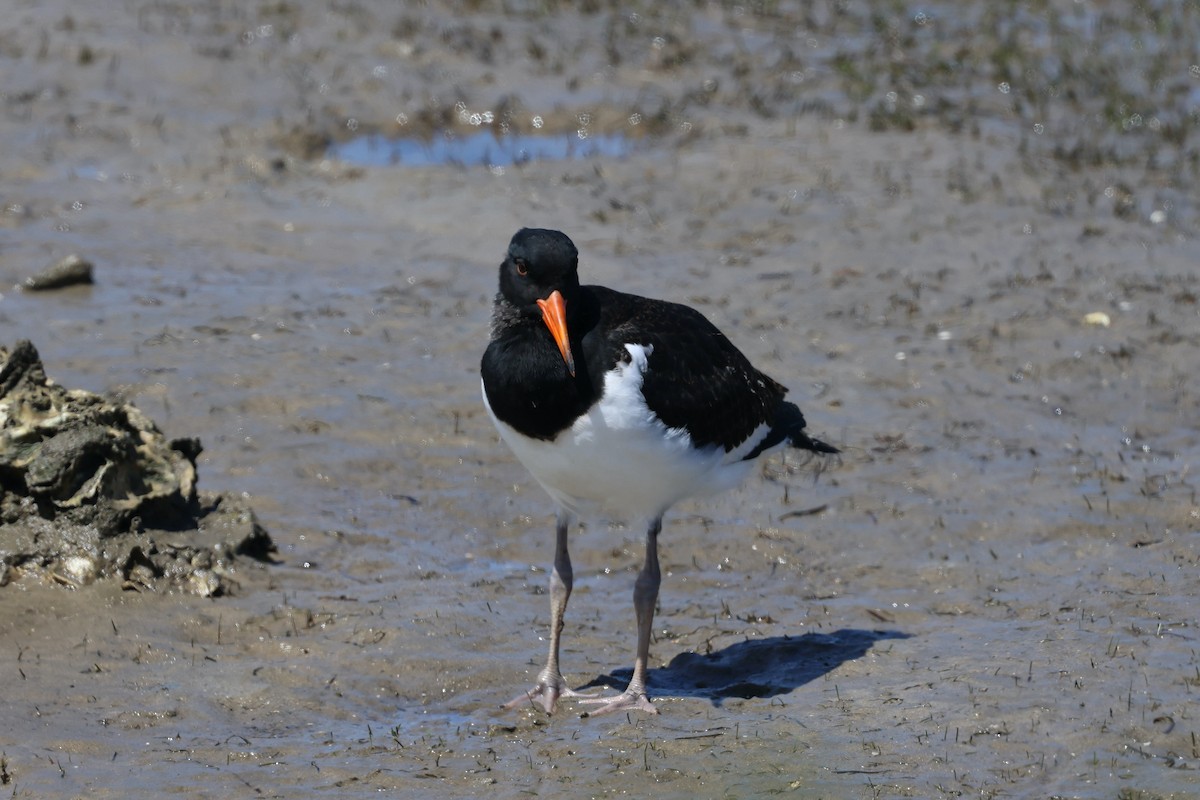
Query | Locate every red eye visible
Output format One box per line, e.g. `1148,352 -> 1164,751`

515,260 -> 528,276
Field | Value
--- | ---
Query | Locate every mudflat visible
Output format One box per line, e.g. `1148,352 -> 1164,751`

1,2 -> 1197,797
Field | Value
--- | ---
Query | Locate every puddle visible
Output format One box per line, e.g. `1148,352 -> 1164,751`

328,130 -> 633,168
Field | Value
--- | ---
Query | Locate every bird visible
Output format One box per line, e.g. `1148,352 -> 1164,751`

480,228 -> 838,716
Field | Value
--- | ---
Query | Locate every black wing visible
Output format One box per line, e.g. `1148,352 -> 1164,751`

585,287 -> 787,452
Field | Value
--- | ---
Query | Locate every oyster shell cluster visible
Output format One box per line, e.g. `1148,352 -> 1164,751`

0,340 -> 274,593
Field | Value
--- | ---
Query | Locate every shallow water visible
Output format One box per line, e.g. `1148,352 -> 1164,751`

330,130 -> 633,168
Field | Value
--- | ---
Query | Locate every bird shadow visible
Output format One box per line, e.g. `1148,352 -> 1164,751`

581,628 -> 910,706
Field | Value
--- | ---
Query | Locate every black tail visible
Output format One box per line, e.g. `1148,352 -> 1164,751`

743,401 -> 839,461
790,430 -> 840,455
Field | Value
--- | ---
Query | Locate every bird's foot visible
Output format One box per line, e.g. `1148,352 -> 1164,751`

503,669 -> 593,714
578,689 -> 658,717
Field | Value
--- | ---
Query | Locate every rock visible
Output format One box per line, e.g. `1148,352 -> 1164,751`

0,340 -> 197,534
0,340 -> 275,594
23,254 -> 94,291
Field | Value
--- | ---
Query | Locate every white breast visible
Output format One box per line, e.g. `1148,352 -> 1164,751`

483,343 -> 763,521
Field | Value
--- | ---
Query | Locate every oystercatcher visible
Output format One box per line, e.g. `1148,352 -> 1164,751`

481,228 -> 838,715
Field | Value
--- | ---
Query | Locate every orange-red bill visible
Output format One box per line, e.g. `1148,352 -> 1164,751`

536,290 -> 575,377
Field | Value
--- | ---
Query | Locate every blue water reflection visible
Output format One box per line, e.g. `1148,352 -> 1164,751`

328,130 -> 632,168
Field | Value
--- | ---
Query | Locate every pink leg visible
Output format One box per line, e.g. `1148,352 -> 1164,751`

505,512 -> 594,713
580,516 -> 661,716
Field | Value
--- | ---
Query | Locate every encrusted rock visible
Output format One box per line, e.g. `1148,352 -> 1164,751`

0,340 -> 275,594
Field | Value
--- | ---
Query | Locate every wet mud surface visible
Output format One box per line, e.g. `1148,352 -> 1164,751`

2,1 -> 1198,797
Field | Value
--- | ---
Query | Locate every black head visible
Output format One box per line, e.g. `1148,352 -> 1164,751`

498,228 -> 580,311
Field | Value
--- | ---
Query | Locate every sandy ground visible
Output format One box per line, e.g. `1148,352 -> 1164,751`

2,1 -> 1198,797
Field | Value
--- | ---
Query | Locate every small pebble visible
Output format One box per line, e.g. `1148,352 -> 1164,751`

24,254 -> 94,291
